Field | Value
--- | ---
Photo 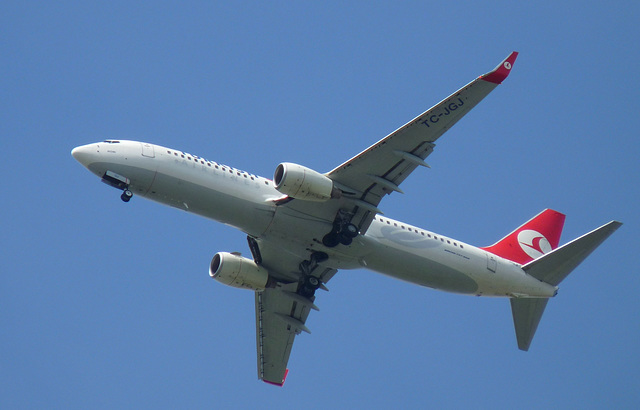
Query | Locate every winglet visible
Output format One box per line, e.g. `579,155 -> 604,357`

480,51 -> 519,84
263,369 -> 289,387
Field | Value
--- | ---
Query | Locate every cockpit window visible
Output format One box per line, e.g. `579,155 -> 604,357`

103,140 -> 120,144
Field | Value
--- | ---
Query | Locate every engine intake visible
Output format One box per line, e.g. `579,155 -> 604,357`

274,162 -> 334,202
209,252 -> 270,291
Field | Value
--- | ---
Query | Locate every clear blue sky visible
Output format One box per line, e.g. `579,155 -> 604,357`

2,1 -> 638,408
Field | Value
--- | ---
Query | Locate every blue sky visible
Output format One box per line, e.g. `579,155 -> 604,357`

2,1 -> 638,408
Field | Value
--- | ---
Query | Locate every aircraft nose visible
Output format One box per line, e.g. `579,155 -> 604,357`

71,144 -> 95,167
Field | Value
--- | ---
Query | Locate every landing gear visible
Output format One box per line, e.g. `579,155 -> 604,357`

121,189 -> 133,202
343,223 -> 359,238
322,232 -> 340,247
304,275 -> 320,289
322,210 -> 359,248
339,234 -> 353,246
297,251 -> 327,298
299,274 -> 322,298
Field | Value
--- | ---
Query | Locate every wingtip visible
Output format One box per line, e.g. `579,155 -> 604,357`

481,51 -> 519,84
262,369 -> 289,387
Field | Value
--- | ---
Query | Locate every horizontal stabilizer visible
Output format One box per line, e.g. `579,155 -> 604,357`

510,298 -> 549,351
511,220 -> 621,351
523,221 -> 622,286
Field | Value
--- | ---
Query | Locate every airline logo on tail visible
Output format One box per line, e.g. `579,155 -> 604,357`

517,230 -> 552,259
481,209 -> 566,265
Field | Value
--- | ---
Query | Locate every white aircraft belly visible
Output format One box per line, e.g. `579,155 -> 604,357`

95,148 -> 277,237
359,219 -> 557,297
145,170 -> 275,236
359,234 -> 479,294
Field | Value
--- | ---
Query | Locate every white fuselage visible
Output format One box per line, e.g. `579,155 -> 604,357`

72,140 -> 557,298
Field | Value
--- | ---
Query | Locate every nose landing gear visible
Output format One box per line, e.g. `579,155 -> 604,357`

101,171 -> 133,203
121,189 -> 133,202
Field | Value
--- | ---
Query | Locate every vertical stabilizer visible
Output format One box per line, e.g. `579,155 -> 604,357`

482,209 -> 566,264
510,298 -> 549,351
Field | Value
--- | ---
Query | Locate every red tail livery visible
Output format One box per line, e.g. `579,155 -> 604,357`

482,209 -> 566,264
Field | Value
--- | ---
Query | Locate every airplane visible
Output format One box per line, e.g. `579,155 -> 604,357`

71,52 -> 621,386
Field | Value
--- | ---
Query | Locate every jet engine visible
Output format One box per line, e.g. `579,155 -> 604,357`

274,162 -> 335,202
209,252 -> 270,291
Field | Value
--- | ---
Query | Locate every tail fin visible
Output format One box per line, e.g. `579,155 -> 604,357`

510,298 -> 549,351
481,209 -> 566,264
507,218 -> 622,351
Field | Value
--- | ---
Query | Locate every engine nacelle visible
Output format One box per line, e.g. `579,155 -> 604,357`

274,162 -> 334,202
209,252 -> 269,291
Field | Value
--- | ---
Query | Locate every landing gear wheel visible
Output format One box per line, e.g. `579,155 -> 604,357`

305,276 -> 320,289
322,232 -> 340,248
339,234 -> 353,246
344,223 -> 359,238
121,189 -> 133,202
299,275 -> 321,298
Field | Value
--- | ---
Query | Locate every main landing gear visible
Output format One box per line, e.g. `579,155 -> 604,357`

120,189 -> 133,202
322,211 -> 359,248
298,251 -> 328,298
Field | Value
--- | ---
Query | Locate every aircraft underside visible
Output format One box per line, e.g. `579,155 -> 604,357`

71,52 -> 621,385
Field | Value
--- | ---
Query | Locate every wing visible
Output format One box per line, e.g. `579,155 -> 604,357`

254,53 -> 518,384
326,51 -> 518,232
252,238 -> 337,386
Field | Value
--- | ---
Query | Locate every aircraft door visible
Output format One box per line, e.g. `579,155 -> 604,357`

486,254 -> 497,273
141,143 -> 155,158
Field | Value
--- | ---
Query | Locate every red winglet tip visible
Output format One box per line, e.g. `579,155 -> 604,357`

262,369 -> 289,387
481,51 -> 519,84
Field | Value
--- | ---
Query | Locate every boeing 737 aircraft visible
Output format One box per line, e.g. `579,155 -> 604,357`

72,52 -> 621,386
